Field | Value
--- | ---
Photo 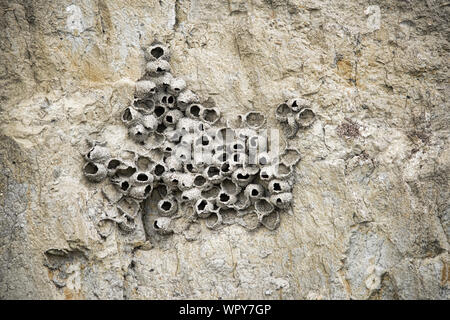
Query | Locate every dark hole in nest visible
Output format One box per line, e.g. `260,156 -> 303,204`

276,198 -> 282,204
274,183 -> 281,191
137,173 -> 148,181
145,185 -> 152,194
136,131 -> 143,136
156,67 -> 163,72
156,123 -> 167,133
162,96 -> 167,104
237,173 -> 249,180
166,115 -> 173,123
161,201 -> 172,211
219,193 -> 230,202
202,137 -> 209,146
85,162 -> 98,174
153,221 -> 160,229
251,189 -> 259,196
155,106 -> 165,117
261,172 -> 269,179
154,164 -> 165,176
123,108 -> 132,121
108,159 -> 121,170
117,166 -> 136,177
168,96 -> 174,104
185,164 -> 194,172
207,166 -> 220,177
124,215 -> 133,224
171,179 -> 178,185
233,154 -> 240,162
151,46 -> 164,59
221,162 -> 230,173
197,200 -> 207,211
190,105 -> 200,117
194,175 -> 206,186
121,181 -> 129,191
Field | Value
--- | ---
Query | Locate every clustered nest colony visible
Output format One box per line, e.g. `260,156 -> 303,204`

83,42 -> 315,235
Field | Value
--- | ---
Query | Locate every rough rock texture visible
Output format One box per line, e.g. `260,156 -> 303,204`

0,0 -> 448,299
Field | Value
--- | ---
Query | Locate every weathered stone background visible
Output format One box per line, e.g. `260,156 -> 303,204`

0,0 -> 448,299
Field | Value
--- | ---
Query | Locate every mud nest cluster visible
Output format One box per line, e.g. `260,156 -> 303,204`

82,42 -> 315,235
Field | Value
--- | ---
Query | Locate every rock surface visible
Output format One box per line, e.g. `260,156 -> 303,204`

0,0 -> 448,299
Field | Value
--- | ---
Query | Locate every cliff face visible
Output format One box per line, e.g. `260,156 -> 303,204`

0,0 -> 448,299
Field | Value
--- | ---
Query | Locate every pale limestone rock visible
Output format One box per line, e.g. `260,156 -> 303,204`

0,0 -> 448,300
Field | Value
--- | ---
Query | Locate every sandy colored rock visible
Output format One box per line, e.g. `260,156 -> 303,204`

0,0 -> 448,299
